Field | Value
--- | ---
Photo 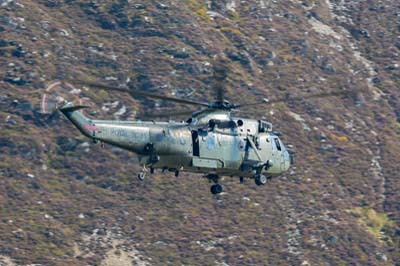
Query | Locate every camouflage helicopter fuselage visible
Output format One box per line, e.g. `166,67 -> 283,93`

60,103 -> 292,192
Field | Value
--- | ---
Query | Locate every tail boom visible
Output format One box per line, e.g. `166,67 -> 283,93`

59,103 -> 93,138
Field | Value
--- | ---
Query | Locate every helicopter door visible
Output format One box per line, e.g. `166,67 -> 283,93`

273,137 -> 285,171
192,130 -> 200,156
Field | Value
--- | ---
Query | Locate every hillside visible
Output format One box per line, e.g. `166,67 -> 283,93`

0,0 -> 399,265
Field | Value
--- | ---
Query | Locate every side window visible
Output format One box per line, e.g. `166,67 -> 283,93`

274,138 -> 281,151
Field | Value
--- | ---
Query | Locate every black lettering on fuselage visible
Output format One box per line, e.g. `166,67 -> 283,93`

128,130 -> 149,143
110,128 -> 128,138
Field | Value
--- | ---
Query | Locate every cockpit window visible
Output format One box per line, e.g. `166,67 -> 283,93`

274,138 -> 281,151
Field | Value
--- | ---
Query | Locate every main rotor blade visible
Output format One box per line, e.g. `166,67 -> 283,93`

234,89 -> 357,108
140,110 -> 196,118
213,57 -> 228,103
73,80 -> 210,107
216,83 -> 224,103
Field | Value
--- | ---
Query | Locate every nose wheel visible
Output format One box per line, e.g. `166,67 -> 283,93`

207,174 -> 223,195
254,174 -> 267,186
138,171 -> 146,181
210,184 -> 223,195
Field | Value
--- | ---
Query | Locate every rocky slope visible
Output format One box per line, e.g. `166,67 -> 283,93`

0,0 -> 399,265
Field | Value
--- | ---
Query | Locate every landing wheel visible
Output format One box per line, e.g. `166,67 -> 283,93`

239,176 -> 244,184
210,184 -> 223,195
255,174 -> 267,186
138,172 -> 146,181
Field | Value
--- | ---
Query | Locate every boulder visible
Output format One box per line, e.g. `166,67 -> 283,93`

44,231 -> 54,238
56,136 -> 79,151
226,50 -> 249,65
12,46 -> 26,58
375,252 -> 388,262
321,61 -> 336,74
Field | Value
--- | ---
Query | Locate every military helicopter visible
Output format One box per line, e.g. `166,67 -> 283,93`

42,62 -> 352,194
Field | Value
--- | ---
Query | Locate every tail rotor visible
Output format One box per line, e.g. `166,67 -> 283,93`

40,80 -> 93,117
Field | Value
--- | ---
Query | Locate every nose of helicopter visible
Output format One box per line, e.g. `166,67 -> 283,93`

283,150 -> 291,171
281,148 -> 294,172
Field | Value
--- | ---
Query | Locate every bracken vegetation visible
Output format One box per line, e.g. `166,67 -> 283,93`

0,0 -> 399,265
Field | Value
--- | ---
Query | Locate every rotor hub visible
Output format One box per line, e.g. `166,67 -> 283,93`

210,100 -> 236,110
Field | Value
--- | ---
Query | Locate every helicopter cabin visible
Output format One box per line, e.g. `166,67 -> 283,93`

188,116 -> 275,172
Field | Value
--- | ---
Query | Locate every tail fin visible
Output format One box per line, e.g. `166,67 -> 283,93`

59,104 -> 89,113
